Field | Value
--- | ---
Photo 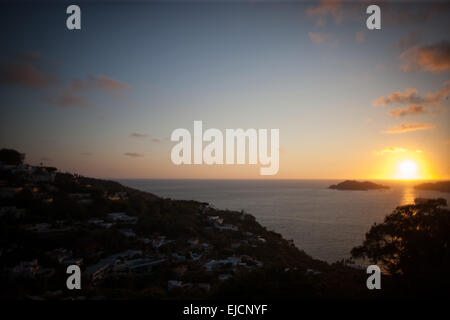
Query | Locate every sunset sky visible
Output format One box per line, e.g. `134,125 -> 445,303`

0,1 -> 449,180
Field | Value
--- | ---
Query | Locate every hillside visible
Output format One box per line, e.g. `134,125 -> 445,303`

414,181 -> 450,193
0,157 -> 397,300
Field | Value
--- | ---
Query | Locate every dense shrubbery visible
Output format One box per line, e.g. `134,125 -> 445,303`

352,198 -> 450,294
0,148 -> 24,166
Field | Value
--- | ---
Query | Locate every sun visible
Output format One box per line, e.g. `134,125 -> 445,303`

396,160 -> 419,180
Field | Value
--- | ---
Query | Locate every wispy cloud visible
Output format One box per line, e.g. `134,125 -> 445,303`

383,2 -> 450,25
71,75 -> 131,95
373,82 -> 450,107
400,41 -> 450,73
0,52 -> 56,89
382,122 -> 435,134
356,30 -> 365,43
124,152 -> 144,158
307,0 -> 343,26
94,75 -> 130,94
43,74 -> 131,108
395,31 -> 422,51
376,147 -> 406,155
42,90 -> 90,108
130,133 -> 149,138
387,104 -> 427,117
373,88 -> 422,107
308,32 -> 332,44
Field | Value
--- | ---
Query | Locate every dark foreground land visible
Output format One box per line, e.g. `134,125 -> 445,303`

0,150 -> 448,300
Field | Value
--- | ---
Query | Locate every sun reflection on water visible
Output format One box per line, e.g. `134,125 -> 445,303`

400,185 -> 417,205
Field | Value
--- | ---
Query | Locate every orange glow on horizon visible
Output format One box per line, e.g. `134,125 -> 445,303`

369,150 -> 440,181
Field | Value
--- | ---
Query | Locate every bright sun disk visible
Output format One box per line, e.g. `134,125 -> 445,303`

396,160 -> 419,180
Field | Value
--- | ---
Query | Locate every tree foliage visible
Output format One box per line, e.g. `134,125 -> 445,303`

352,198 -> 450,290
0,148 -> 24,166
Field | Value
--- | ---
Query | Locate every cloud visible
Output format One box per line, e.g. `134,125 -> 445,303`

373,88 -> 422,106
307,0 -> 343,26
42,90 -> 89,108
308,32 -> 331,44
400,41 -> 450,73
130,133 -> 149,138
306,2 -> 449,28
95,75 -> 130,94
395,31 -> 422,51
80,152 -> 92,156
152,138 -> 161,143
383,2 -> 450,25
387,104 -> 427,117
376,147 -> 406,155
356,30 -> 365,43
43,74 -> 131,108
72,75 -> 131,94
124,152 -> 144,158
373,82 -> 450,107
0,60 -> 55,89
382,122 -> 435,134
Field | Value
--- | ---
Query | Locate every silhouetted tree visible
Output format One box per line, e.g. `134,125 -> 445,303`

352,198 -> 450,293
0,148 -> 24,166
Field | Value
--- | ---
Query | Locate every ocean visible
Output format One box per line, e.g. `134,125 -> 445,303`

117,179 -> 450,263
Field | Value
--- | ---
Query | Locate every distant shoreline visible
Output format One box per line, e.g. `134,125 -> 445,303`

414,181 -> 450,193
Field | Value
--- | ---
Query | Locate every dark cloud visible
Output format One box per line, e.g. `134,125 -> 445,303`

383,2 -> 450,25
95,75 -> 130,93
401,41 -> 450,73
382,122 -> 435,134
307,0 -> 344,26
374,82 -> 450,107
306,2 -> 450,27
395,31 -> 422,51
0,61 -> 55,89
71,75 -> 131,94
124,152 -> 144,158
130,133 -> 149,138
42,90 -> 90,108
42,74 -> 131,108
387,104 -> 426,117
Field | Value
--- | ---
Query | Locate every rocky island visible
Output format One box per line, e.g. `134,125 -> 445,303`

329,180 -> 389,191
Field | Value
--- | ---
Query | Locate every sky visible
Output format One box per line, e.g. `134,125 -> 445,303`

0,0 -> 449,180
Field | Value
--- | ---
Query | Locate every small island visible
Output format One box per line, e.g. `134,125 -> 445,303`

414,181 -> 450,193
329,180 -> 390,191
